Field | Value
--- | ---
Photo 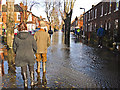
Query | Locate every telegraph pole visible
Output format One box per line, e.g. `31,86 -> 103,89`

6,0 -> 15,48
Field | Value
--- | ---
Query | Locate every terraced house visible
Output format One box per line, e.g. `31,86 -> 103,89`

2,3 -> 40,31
2,4 -> 23,29
83,0 -> 120,49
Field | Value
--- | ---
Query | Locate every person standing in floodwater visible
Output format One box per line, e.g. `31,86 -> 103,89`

13,22 -> 37,88
34,27 -> 50,74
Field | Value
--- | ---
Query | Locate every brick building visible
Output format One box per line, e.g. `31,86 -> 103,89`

71,15 -> 83,31
2,3 -> 42,31
2,4 -> 23,29
83,0 -> 120,48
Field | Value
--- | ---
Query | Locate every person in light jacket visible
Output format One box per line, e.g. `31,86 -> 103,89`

34,27 -> 50,74
13,22 -> 37,88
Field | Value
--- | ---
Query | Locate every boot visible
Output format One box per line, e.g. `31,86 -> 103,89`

43,62 -> 46,73
30,71 -> 35,88
22,72 -> 28,88
37,62 -> 41,73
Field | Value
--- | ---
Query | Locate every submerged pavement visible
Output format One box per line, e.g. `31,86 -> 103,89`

0,31 -> 120,89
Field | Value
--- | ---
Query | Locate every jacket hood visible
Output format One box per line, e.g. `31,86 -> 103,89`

17,32 -> 29,40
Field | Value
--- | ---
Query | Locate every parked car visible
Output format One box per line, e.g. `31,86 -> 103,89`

29,28 -> 40,36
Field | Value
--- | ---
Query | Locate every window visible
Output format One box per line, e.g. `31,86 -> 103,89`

95,9 -> 97,19
86,14 -> 87,22
100,21 -> 103,27
101,5 -> 103,16
28,14 -> 32,21
115,19 -> 118,29
90,23 -> 92,31
105,22 -> 107,30
85,24 -> 87,31
92,10 -> 94,19
116,0 -> 119,11
94,23 -> 96,31
108,22 -> 111,29
91,10 -> 92,20
109,0 -> 112,13
88,11 -> 90,21
105,3 -> 108,15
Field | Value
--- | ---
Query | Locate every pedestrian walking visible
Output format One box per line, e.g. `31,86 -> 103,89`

34,27 -> 50,74
13,22 -> 37,88
77,28 -> 80,38
48,26 -> 53,38
97,26 -> 105,48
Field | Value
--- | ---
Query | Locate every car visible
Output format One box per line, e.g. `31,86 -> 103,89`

29,28 -> 40,36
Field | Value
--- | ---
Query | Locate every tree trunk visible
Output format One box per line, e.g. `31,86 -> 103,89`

7,0 -> 15,48
64,10 -> 72,46
64,19 -> 67,44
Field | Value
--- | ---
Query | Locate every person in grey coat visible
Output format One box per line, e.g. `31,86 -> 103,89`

13,22 -> 37,88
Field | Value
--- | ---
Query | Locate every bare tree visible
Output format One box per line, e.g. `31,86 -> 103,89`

21,0 -> 40,23
44,0 -> 61,31
59,0 -> 76,46
51,4 -> 60,30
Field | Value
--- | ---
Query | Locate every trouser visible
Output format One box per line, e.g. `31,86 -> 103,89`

36,53 -> 47,73
98,37 -> 103,46
21,65 -> 34,87
21,65 -> 34,73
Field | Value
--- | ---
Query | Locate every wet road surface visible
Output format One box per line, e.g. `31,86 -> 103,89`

0,31 -> 120,88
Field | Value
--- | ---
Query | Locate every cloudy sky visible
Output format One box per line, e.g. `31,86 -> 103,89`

2,0 -> 102,21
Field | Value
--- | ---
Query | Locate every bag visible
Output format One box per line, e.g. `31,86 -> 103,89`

48,30 -> 53,34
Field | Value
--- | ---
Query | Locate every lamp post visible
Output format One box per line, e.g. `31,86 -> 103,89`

80,8 -> 85,39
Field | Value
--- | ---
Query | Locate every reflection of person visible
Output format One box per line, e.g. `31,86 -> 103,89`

0,48 -> 4,76
34,27 -> 50,73
13,22 -> 37,88
35,72 -> 47,87
97,27 -> 105,48
42,72 -> 47,88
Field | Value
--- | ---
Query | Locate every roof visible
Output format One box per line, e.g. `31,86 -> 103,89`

83,2 -> 102,15
2,4 -> 23,12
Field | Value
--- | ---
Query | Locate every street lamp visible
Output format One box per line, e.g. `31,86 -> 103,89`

80,8 -> 85,13
80,7 -> 85,39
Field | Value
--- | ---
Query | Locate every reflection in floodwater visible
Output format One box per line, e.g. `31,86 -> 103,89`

1,44 -> 48,88
1,31 -> 120,88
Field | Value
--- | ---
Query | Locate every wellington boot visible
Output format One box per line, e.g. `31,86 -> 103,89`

37,62 -> 41,73
30,71 -> 35,88
43,62 -> 46,73
22,72 -> 28,88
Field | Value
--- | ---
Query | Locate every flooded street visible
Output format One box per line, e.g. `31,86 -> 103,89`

0,31 -> 120,88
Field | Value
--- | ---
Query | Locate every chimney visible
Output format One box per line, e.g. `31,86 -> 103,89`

92,5 -> 94,8
40,15 -> 42,19
6,0 -> 7,5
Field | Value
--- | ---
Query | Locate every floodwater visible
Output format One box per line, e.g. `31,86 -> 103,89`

0,31 -> 119,88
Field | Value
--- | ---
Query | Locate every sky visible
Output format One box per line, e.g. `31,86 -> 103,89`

2,0 -> 102,21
